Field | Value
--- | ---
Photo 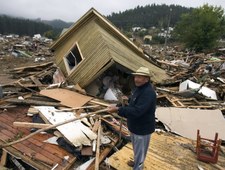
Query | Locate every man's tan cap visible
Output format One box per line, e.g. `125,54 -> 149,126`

132,67 -> 150,77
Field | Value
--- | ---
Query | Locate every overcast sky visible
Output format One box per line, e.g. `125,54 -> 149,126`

1,0 -> 225,22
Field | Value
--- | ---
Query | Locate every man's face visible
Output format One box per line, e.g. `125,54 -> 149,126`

134,75 -> 149,87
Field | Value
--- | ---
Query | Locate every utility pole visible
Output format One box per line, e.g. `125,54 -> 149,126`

164,8 -> 172,48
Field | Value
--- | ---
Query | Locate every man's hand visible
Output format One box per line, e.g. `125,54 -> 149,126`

107,105 -> 119,113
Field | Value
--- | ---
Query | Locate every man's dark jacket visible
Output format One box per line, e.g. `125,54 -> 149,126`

118,82 -> 156,135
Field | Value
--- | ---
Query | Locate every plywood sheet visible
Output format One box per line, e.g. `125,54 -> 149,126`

156,107 -> 225,140
36,106 -> 97,147
40,88 -> 92,108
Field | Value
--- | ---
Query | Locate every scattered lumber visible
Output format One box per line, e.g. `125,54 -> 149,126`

0,108 -> 108,148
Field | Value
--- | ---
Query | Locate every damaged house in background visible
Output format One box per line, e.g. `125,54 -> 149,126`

50,8 -> 168,99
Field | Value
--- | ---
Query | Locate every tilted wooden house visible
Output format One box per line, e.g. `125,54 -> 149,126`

50,8 -> 168,90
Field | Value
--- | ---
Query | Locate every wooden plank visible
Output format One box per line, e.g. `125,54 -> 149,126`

27,107 -> 39,115
95,120 -> 101,170
5,98 -> 61,107
13,122 -> 52,129
0,149 -> 8,166
10,62 -> 53,72
30,76 -> 44,90
89,100 -> 110,107
27,137 -> 76,165
91,120 -> 101,133
0,110 -> 20,122
40,88 -> 93,108
55,105 -> 100,112
22,140 -> 62,165
27,138 -> 44,147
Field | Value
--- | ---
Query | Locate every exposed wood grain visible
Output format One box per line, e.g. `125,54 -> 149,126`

0,149 -> 8,166
95,119 -> 101,170
13,122 -> 51,129
40,88 -> 92,108
5,98 -> 61,107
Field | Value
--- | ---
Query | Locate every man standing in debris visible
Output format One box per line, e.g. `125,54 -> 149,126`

107,67 -> 156,170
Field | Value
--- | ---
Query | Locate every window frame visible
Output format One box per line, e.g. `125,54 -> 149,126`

63,42 -> 84,75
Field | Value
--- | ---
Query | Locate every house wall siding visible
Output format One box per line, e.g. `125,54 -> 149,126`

52,9 -> 169,86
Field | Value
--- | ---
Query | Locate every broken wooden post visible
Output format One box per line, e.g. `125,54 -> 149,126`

0,108 -> 108,148
119,97 -> 127,141
0,149 -> 8,166
95,119 -> 101,170
5,98 -> 61,107
13,122 -> 52,129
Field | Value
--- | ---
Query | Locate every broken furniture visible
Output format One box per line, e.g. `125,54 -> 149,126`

196,129 -> 222,164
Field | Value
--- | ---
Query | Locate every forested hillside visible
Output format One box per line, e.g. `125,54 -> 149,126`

41,19 -> 73,29
107,4 -> 192,30
0,15 -> 53,36
0,4 -> 192,37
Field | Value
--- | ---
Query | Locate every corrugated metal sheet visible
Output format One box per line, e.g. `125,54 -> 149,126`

108,132 -> 225,170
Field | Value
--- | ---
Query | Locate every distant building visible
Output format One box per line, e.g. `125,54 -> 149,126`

132,27 -> 141,32
144,35 -> 152,41
33,34 -> 42,40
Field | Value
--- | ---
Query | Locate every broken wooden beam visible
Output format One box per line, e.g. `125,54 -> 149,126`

0,149 -> 8,166
89,100 -> 110,107
95,119 -> 101,170
13,122 -> 52,129
55,105 -> 100,112
5,98 -> 61,107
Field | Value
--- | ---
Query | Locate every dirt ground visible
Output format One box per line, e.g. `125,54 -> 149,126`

0,55 -> 54,85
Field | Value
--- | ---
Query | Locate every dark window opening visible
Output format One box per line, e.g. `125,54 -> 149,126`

65,44 -> 82,71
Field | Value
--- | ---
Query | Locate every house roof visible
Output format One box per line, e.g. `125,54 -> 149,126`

51,8 -> 142,55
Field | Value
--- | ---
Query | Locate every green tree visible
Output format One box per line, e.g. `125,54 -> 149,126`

174,4 -> 225,52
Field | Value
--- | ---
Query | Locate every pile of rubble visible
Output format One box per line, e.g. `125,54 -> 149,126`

0,8 -> 224,169
0,46 -> 224,169
144,46 -> 225,112
0,34 -> 53,63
